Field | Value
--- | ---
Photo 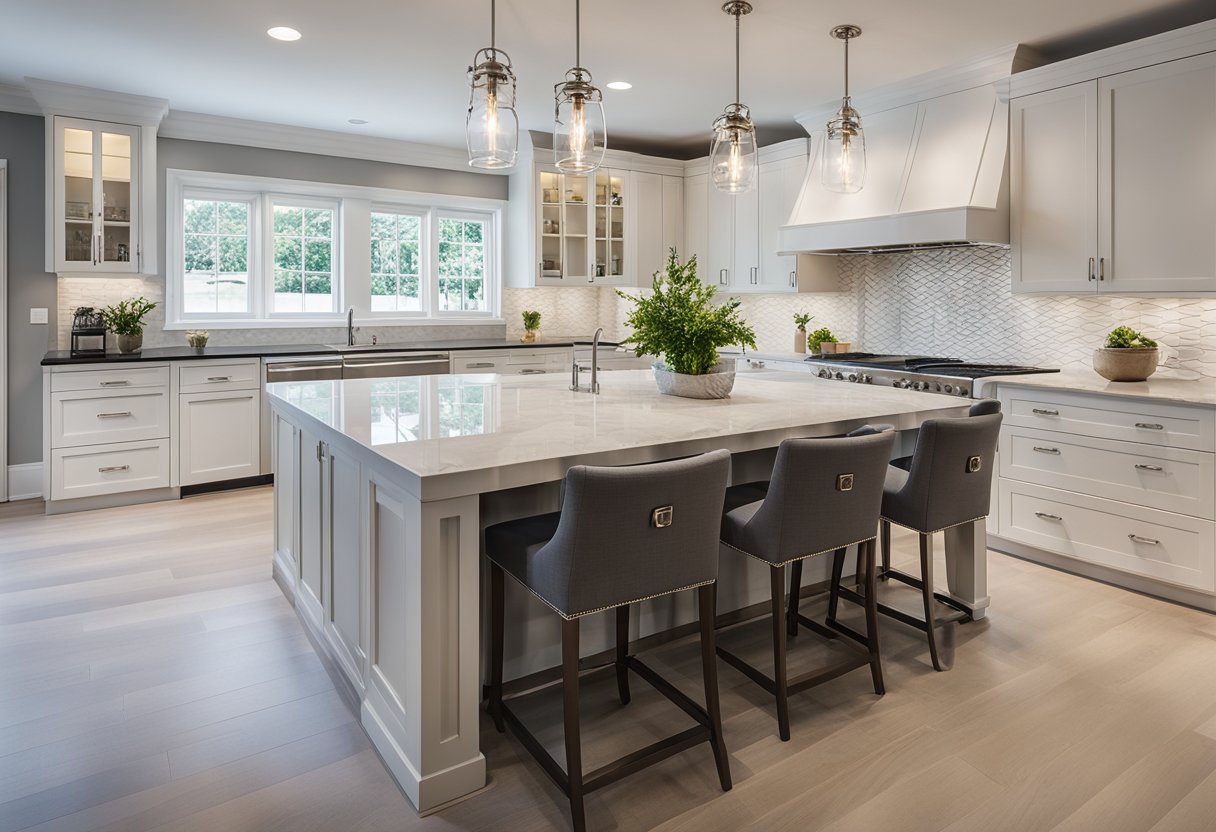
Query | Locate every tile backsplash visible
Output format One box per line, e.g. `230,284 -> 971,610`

59,248 -> 1216,377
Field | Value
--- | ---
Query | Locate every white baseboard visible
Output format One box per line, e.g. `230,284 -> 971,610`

8,462 -> 44,501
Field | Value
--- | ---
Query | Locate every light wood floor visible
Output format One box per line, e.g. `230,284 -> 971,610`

3,488 -> 1216,832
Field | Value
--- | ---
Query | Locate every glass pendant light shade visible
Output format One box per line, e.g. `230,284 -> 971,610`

822,24 -> 866,193
467,47 -> 519,169
554,69 -> 606,173
822,101 -> 865,193
710,105 -> 757,193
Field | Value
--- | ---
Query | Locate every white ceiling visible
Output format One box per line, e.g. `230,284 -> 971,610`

3,0 -> 1212,158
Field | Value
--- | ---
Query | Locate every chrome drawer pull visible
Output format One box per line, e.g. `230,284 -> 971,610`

96,411 -> 132,419
466,362 -> 495,369
1128,534 -> 1161,546
98,380 -> 129,387
518,369 -> 547,375
1032,408 -> 1059,416
1134,464 -> 1164,472
97,465 -> 130,473
206,376 -> 232,382
1135,422 -> 1164,430
1034,511 -> 1062,521
1032,446 -> 1061,455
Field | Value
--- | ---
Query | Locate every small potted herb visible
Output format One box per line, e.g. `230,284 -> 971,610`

616,250 -> 757,399
808,327 -> 839,355
1093,325 -> 1159,381
101,297 -> 157,354
793,312 -> 813,354
520,310 -> 542,343
186,330 -> 210,351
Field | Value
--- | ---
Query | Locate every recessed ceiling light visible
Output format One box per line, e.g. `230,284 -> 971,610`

348,118 -> 368,125
606,81 -> 633,90
267,26 -> 302,41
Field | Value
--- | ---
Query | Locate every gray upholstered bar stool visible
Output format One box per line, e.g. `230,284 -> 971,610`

718,429 -> 896,741
845,402 -> 1002,672
485,450 -> 732,832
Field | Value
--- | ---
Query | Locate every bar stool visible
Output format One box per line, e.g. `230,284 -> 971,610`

717,429 -> 896,741
847,403 -> 1002,672
485,450 -> 733,832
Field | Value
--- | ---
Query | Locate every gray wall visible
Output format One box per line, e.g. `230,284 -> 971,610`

1,112 -> 56,467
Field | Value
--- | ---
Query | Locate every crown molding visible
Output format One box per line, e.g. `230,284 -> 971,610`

25,78 -> 168,126
0,83 -> 39,116
160,110 -> 499,175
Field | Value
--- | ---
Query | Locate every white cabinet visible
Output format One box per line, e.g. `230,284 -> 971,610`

662,175 -> 684,267
1011,52 -> 1216,295
451,348 -> 571,375
683,173 -> 708,278
705,175 -> 737,288
323,441 -> 367,690
633,172 -> 686,285
178,391 -> 261,486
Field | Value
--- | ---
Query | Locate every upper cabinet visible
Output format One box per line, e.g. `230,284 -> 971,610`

28,80 -> 167,276
1010,43 -> 1216,294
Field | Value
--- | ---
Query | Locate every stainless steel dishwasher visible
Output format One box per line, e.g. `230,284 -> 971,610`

341,352 -> 450,379
264,355 -> 344,382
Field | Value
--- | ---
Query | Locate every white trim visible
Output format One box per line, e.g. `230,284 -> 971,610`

8,463 -> 43,501
25,78 -> 168,126
0,83 -> 38,116
0,160 -> 6,502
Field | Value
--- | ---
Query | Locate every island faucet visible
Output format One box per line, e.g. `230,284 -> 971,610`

570,327 -> 603,394
346,306 -> 356,346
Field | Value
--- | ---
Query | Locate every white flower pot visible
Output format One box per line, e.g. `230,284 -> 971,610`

652,360 -> 736,399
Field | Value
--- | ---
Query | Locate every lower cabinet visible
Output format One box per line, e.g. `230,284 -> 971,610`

451,348 -> 571,375
50,438 -> 171,501
178,390 -> 261,485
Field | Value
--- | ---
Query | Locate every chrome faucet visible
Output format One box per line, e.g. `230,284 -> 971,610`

346,306 -> 356,346
570,327 -> 603,394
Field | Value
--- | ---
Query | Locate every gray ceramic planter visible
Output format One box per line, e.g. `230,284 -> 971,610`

652,360 -> 736,399
1092,347 -> 1159,382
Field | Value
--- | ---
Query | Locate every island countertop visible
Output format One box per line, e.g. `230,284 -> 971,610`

267,368 -> 972,501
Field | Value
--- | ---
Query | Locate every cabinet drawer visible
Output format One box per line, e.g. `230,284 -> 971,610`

452,352 -> 507,373
51,388 -> 170,449
178,360 -> 260,393
51,365 -> 170,393
1000,426 -> 1215,519
998,479 -> 1214,592
51,439 -> 171,501
999,387 -> 1214,451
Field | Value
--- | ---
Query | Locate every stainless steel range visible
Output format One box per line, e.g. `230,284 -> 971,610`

803,353 -> 1059,398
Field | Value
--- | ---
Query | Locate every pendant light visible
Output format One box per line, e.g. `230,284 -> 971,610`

466,0 -> 519,169
822,25 -> 866,193
553,0 -> 606,173
710,1 -> 757,194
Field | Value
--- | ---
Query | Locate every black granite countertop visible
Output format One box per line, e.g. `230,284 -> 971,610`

41,337 -> 620,366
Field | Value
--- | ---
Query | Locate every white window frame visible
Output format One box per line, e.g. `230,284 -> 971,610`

166,169 -> 505,330
173,187 -> 260,321
266,194 -> 343,318
369,204 -> 430,318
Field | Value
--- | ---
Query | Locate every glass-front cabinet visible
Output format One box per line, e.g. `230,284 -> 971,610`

534,167 -> 629,286
594,170 -> 626,282
54,117 -> 141,274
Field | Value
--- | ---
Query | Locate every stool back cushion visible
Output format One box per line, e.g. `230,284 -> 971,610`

536,449 -> 732,616
888,412 -> 1003,532
728,431 -> 895,562
969,399 -> 1001,417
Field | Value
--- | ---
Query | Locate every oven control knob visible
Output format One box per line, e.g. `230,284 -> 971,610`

893,379 -> 906,389
943,384 -> 954,394
934,383 -> 943,392
958,386 -> 970,396
834,372 -> 845,380
818,368 -> 832,379
861,374 -> 872,384
847,373 -> 858,382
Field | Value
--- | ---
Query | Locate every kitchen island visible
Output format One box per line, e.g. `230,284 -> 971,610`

266,368 -> 978,812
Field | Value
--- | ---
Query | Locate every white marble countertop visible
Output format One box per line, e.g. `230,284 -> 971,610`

975,367 -> 1216,406
268,368 -> 970,500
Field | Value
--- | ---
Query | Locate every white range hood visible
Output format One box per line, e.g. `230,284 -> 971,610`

781,45 -> 1043,255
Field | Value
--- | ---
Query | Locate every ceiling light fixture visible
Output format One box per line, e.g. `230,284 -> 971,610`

710,1 -> 757,194
606,81 -> 632,90
553,0 -> 605,173
466,0 -> 519,169
822,25 -> 866,194
266,26 -> 301,41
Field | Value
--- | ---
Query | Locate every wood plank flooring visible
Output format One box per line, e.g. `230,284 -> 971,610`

2,487 -> 1216,831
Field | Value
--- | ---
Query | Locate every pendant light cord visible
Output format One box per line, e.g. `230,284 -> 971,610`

734,8 -> 741,105
843,35 -> 849,99
490,0 -> 495,48
575,0 -> 581,68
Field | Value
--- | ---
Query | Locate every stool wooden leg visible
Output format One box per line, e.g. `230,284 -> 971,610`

561,617 -> 586,832
826,547 -> 847,628
770,565 -> 791,742
698,584 -> 732,792
920,533 -> 950,672
880,520 -> 891,579
787,559 -> 804,637
615,605 -> 631,705
489,562 -> 505,733
863,539 -> 885,695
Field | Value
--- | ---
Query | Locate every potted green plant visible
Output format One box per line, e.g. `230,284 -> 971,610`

521,310 -> 542,343
807,327 -> 838,355
1093,325 -> 1159,381
616,250 -> 757,399
793,312 -> 813,354
101,297 -> 157,354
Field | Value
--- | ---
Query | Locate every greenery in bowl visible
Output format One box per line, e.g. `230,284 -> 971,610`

1104,325 -> 1157,349
616,250 -> 757,376
521,310 -> 541,331
808,327 -> 838,354
793,312 -> 813,332
101,297 -> 157,336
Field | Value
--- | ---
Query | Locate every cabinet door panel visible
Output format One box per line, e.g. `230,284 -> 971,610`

661,175 -> 684,274
683,173 -> 708,280
1099,52 -> 1216,293
178,390 -> 260,485
706,175 -> 734,287
633,171 -> 664,285
733,182 -> 760,288
298,429 -> 325,621
759,155 -> 806,291
1011,82 -> 1098,294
